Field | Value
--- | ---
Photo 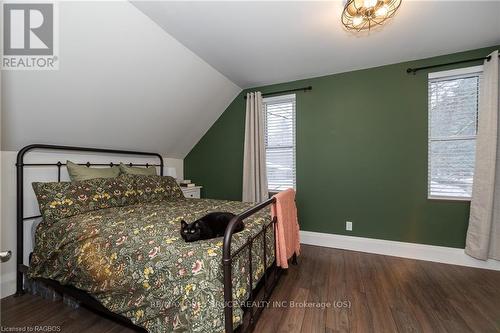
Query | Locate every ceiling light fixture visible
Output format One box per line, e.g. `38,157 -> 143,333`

341,0 -> 402,32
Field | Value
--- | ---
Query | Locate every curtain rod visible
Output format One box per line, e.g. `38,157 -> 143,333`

244,86 -> 312,99
406,54 -> 499,75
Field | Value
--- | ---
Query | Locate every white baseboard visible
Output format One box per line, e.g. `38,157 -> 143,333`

300,230 -> 500,271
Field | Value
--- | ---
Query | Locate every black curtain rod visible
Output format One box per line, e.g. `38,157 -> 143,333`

244,86 -> 312,99
407,54 -> 499,75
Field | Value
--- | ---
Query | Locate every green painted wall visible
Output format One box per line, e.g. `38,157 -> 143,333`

185,46 -> 499,248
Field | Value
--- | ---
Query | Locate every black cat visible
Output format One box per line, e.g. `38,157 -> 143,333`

180,212 -> 244,242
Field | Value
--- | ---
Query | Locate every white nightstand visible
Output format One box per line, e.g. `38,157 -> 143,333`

181,186 -> 202,199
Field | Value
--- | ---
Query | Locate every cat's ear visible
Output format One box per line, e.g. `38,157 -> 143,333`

181,220 -> 187,228
193,222 -> 199,228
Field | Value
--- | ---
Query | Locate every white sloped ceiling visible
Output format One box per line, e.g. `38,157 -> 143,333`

130,1 -> 500,88
1,1 -> 241,158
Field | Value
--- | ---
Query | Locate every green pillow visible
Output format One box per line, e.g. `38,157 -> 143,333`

119,163 -> 157,176
119,174 -> 183,204
66,160 -> 120,181
32,177 -> 129,224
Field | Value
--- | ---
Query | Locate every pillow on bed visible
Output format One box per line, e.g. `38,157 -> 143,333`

120,174 -> 184,204
32,177 -> 129,224
67,160 -> 120,181
119,163 -> 157,176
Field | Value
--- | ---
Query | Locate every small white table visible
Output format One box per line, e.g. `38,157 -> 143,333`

181,186 -> 202,199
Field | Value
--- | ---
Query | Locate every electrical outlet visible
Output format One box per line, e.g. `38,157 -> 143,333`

346,221 -> 353,231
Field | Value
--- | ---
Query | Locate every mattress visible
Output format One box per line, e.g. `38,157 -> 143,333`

29,198 -> 274,333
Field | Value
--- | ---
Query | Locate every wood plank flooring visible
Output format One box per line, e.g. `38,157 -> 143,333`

2,244 -> 500,332
254,245 -> 500,333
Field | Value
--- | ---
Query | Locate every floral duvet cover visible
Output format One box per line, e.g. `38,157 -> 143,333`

29,198 -> 274,332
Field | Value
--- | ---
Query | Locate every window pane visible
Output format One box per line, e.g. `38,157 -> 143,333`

429,76 -> 479,138
266,148 -> 295,191
429,139 -> 475,198
264,94 -> 296,191
265,102 -> 294,147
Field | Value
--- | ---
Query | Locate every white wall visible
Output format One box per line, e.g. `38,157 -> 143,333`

0,0 -> 240,297
0,150 -> 183,298
1,1 -> 241,158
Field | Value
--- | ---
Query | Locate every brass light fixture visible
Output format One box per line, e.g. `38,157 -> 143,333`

342,0 -> 402,31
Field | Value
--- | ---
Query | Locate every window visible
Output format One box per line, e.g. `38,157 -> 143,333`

263,94 -> 296,192
428,66 -> 482,200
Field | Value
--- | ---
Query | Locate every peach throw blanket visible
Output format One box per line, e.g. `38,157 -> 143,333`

271,189 -> 300,268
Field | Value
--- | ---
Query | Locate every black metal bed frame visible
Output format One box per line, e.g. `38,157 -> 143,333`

15,144 -> 282,333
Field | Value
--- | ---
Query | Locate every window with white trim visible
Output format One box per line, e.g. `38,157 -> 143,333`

428,66 -> 482,200
263,94 -> 296,192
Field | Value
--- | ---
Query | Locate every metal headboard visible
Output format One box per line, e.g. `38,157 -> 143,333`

15,144 -> 164,295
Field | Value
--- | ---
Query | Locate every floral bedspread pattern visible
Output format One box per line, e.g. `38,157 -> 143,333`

32,175 -> 183,225
29,198 -> 274,333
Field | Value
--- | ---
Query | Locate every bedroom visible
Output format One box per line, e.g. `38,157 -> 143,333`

1,0 -> 500,332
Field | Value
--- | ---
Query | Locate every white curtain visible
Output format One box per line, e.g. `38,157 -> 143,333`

466,50 -> 500,260
242,92 -> 268,202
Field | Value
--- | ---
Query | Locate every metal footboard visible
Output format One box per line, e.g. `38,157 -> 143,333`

222,197 -> 279,333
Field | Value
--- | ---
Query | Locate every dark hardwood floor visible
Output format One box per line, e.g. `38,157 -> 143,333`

255,245 -> 500,333
2,245 -> 500,332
